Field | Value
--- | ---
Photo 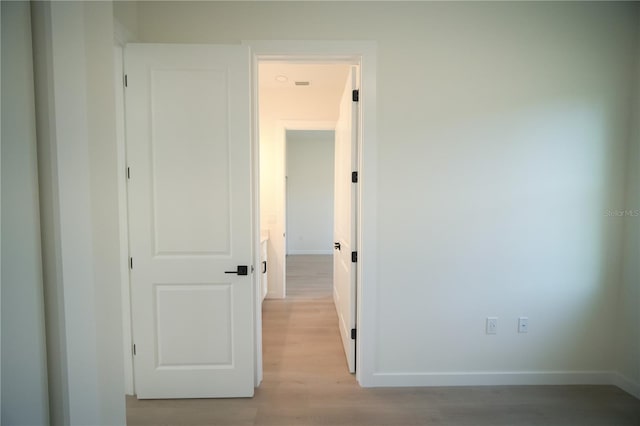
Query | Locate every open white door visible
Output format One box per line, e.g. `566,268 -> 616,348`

125,44 -> 254,398
333,67 -> 358,373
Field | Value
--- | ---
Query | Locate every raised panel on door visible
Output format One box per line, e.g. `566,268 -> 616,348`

155,284 -> 232,366
125,43 -> 253,399
150,68 -> 231,256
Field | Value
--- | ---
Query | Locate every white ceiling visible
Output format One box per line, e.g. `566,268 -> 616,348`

259,62 -> 351,90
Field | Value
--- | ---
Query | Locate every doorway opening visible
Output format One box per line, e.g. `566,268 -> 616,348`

284,128 -> 336,297
256,60 -> 359,382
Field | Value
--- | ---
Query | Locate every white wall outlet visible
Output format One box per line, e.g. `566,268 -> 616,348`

518,317 -> 529,333
486,317 -> 498,334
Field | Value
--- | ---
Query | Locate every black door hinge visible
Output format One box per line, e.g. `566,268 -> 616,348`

129,257 -> 133,270
351,328 -> 357,340
133,344 -> 136,355
351,251 -> 357,263
127,167 -> 130,179
352,89 -> 359,102
351,171 -> 358,183
124,74 -> 128,87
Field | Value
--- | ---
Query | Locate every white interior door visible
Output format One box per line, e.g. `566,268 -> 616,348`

333,67 -> 358,373
125,44 -> 254,399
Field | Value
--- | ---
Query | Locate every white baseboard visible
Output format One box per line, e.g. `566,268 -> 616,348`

369,371 -> 619,388
287,250 -> 332,255
612,373 -> 640,399
265,290 -> 284,299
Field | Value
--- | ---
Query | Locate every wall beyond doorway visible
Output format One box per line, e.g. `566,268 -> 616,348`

286,130 -> 335,255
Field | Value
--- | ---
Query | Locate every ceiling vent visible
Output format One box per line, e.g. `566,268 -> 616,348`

294,81 -> 310,86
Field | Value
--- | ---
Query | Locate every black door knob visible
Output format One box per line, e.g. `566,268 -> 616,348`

225,265 -> 248,275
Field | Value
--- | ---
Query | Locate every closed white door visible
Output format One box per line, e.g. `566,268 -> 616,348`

125,44 -> 254,398
333,67 -> 358,373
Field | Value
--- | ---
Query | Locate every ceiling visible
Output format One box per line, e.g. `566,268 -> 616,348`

259,62 -> 351,90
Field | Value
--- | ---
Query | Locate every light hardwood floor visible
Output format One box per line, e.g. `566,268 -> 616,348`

127,255 -> 640,426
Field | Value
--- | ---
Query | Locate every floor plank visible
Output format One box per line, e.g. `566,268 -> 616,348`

127,255 -> 640,426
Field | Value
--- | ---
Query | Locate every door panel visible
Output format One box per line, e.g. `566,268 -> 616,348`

155,284 -> 232,366
125,44 -> 253,399
333,67 -> 358,373
151,68 -> 231,255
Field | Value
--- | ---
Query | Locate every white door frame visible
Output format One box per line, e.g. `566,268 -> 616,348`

116,40 -> 378,393
114,28 -> 135,396
246,40 -> 377,386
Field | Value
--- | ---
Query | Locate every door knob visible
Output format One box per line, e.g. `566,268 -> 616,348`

225,265 -> 248,275
334,242 -> 341,250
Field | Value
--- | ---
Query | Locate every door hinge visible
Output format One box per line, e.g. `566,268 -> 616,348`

129,257 -> 133,270
351,251 -> 357,263
133,344 -> 136,356
351,171 -> 358,183
124,74 -> 128,87
352,89 -> 359,102
127,167 -> 130,179
351,328 -> 357,340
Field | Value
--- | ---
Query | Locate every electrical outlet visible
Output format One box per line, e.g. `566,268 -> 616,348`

486,317 -> 498,334
518,317 -> 529,333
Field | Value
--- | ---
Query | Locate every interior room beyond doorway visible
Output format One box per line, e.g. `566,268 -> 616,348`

258,61 -> 350,300
257,61 -> 355,376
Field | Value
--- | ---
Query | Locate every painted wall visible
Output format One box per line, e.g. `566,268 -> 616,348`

31,1 -> 126,423
113,0 -> 139,40
287,130 -> 335,255
137,1 -> 639,387
616,14 -> 640,397
1,2 -> 50,424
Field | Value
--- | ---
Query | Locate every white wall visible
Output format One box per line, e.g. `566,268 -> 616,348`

1,2 -> 50,424
113,0 -> 139,41
31,1 -> 126,423
138,1 -> 639,387
616,14 -> 640,398
287,130 -> 335,255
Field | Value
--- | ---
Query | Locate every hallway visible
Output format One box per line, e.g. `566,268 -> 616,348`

126,255 -> 640,425
262,255 -> 352,387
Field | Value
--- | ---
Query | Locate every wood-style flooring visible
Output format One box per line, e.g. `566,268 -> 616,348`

127,255 -> 640,426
